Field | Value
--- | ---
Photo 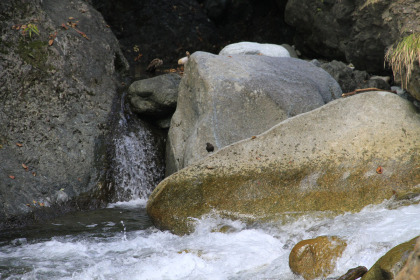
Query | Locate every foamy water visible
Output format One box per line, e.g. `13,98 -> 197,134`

1,199 -> 419,280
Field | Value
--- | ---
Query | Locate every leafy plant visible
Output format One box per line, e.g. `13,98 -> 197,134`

385,32 -> 420,88
21,23 -> 40,38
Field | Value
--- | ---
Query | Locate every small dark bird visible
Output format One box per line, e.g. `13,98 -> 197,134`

146,58 -> 163,72
206,142 -> 214,153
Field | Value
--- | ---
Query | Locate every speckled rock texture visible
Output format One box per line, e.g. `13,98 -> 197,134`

362,236 -> 419,280
289,236 -> 347,280
148,92 -> 420,235
395,237 -> 420,280
0,0 -> 128,229
165,51 -> 342,176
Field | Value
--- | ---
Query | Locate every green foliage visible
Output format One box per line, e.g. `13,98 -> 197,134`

385,33 -> 420,88
22,23 -> 40,38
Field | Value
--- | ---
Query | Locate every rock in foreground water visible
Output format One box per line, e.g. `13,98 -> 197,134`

289,236 -> 347,280
148,92 -> 420,235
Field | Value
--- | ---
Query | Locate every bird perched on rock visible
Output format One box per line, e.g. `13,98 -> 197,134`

206,142 -> 214,153
146,58 -> 163,72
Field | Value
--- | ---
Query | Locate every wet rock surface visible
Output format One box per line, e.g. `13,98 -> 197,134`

148,92 -> 420,235
0,0 -> 128,229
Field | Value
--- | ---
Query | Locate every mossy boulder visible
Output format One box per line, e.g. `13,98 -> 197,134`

289,236 -> 347,280
362,236 -> 419,280
395,237 -> 420,280
147,92 -> 420,235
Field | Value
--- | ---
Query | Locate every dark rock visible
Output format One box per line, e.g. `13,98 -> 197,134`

91,0 -> 294,78
337,266 -> 368,280
320,60 -> 368,93
206,143 -> 214,153
0,0 -> 128,229
127,73 -> 181,121
285,0 -> 420,74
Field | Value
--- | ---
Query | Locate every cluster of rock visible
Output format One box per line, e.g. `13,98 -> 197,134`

285,0 -> 420,101
142,43 -> 420,279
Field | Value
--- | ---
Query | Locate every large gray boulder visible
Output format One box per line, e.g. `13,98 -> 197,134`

148,92 -> 420,235
166,51 -> 341,176
0,0 -> 128,229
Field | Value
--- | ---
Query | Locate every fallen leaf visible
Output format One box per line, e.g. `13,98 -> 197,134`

106,25 -> 110,28
77,178 -> 82,182
256,157 -> 261,160
9,175 -> 15,179
32,172 -> 36,176
376,166 -> 383,174
16,142 -> 23,147
22,163 -> 28,170
39,202 -> 45,207
61,23 -> 69,30
69,17 -> 75,20
48,39 -> 54,46
206,166 -> 214,170
251,136 -> 256,140
26,204 -> 31,207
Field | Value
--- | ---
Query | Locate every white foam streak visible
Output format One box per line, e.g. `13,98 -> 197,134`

2,201 -> 420,280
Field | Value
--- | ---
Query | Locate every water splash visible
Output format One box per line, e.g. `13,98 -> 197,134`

112,93 -> 165,202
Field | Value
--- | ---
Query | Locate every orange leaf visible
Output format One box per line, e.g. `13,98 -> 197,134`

61,23 -> 69,30
9,175 -> 15,179
376,166 -> 383,174
48,39 -> 54,46
16,142 -> 23,147
22,163 -> 28,170
251,136 -> 256,140
32,172 -> 36,177
69,17 -> 75,20
26,204 -> 31,207
39,202 -> 45,207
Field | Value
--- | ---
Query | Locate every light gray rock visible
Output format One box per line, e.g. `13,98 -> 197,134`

148,92 -> 420,234
219,42 -> 290,57
128,73 -> 181,118
166,51 -> 341,176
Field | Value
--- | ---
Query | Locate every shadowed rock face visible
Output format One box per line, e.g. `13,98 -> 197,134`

165,51 -> 342,176
285,0 -> 420,75
148,92 -> 420,235
0,0 -> 129,229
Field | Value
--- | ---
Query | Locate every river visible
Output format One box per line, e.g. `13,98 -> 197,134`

1,103 -> 419,280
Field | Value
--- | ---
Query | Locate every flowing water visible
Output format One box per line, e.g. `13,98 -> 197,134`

1,102 -> 419,279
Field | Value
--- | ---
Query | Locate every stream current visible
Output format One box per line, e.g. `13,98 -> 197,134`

1,99 -> 419,279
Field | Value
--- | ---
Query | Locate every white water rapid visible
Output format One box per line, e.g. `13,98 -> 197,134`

1,199 -> 419,279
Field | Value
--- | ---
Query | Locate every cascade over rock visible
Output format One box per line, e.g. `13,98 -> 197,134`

148,92 -> 420,235
0,0 -> 128,229
166,51 -> 341,176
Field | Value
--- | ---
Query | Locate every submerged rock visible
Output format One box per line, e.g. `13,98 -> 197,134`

148,92 -> 420,235
166,51 -> 341,176
289,236 -> 347,280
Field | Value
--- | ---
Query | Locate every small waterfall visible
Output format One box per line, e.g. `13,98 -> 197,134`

112,92 -> 165,202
